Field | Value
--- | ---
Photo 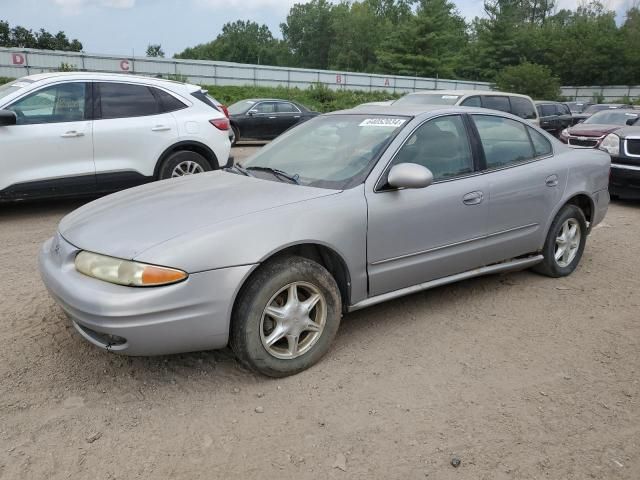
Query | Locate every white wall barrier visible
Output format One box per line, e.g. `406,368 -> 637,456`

0,47 -> 491,93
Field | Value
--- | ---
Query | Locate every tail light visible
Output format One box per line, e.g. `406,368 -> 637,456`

210,118 -> 230,131
221,105 -> 230,118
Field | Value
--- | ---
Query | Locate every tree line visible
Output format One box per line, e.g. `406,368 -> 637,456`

174,0 -> 640,98
0,20 -> 82,51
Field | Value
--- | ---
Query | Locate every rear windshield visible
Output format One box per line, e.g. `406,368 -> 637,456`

394,93 -> 461,106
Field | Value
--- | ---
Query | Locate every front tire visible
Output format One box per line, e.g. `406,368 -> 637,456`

231,256 -> 342,377
158,151 -> 211,180
533,204 -> 587,277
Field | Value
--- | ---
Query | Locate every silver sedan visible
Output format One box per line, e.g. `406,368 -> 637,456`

39,105 -> 610,376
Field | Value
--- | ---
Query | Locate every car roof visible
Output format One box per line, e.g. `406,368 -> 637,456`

332,104 -> 527,119
403,89 -> 533,99
589,108 -> 638,115
19,71 -> 201,91
534,100 -> 565,105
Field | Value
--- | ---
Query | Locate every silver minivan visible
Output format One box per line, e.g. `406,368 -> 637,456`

394,90 -> 540,125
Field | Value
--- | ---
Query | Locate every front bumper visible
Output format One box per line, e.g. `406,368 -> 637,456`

39,234 -> 254,356
610,161 -> 640,199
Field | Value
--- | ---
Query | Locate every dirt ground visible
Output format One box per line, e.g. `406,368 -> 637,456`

1,147 -> 639,479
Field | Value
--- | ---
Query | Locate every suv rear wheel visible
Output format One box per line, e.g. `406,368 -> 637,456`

159,151 -> 211,180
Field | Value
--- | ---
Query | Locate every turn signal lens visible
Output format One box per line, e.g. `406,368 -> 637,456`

75,251 -> 187,287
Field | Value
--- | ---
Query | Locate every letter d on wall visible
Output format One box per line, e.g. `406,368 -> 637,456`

12,53 -> 25,65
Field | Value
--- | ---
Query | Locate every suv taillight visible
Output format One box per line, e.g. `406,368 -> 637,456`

210,118 -> 229,131
221,105 -> 230,118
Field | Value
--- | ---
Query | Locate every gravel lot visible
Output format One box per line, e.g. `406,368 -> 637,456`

1,147 -> 639,479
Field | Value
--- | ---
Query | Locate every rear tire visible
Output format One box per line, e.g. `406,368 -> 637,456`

158,151 -> 211,180
533,204 -> 587,278
231,256 -> 341,377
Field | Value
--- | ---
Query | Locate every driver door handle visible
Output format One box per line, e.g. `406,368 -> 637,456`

60,131 -> 84,138
463,191 -> 484,205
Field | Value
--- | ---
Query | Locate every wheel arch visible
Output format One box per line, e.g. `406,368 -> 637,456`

154,141 -> 220,178
543,192 -> 595,245
229,242 -> 353,332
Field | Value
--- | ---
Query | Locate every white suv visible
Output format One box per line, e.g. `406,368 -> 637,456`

0,72 -> 231,201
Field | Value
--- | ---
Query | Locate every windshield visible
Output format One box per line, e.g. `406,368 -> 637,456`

0,78 -> 34,104
241,114 -> 410,189
228,100 -> 257,115
394,93 -> 460,106
568,102 -> 589,113
584,104 -> 621,115
585,110 -> 638,125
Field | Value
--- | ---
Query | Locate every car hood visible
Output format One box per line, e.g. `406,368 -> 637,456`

567,123 -> 621,137
59,171 -> 339,260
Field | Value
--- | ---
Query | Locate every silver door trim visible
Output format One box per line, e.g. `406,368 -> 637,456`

351,255 -> 544,311
370,222 -> 539,266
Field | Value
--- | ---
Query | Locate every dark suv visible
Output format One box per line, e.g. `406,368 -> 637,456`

535,101 -> 573,136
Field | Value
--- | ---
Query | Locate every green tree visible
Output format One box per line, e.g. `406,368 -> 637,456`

146,44 -> 165,57
0,20 -> 82,51
376,0 -> 469,78
281,0 -> 335,69
495,62 -> 560,99
176,21 -> 285,65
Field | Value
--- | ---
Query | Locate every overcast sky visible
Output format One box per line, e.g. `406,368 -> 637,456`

0,0 -> 635,57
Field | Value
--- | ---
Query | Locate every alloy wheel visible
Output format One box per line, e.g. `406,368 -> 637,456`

171,161 -> 204,177
554,218 -> 581,268
259,282 -> 327,360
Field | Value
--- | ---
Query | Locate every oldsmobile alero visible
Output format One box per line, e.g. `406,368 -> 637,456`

39,105 -> 610,376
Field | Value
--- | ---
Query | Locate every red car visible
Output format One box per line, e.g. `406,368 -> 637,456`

560,109 -> 639,148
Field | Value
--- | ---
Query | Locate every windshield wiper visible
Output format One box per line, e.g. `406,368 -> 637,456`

246,166 -> 300,185
225,163 -> 254,177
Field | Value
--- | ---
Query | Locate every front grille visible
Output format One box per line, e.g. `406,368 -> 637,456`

625,138 -> 640,156
568,137 -> 599,148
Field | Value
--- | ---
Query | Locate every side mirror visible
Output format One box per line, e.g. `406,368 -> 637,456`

0,110 -> 17,127
247,110 -> 257,116
626,117 -> 638,126
387,163 -> 434,190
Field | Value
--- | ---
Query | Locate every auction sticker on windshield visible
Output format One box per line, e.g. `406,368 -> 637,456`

359,118 -> 407,127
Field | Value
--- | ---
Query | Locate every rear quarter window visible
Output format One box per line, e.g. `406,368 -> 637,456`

511,97 -> 537,120
152,88 -> 187,113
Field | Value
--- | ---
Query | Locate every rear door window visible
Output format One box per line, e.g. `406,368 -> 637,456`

511,97 -> 537,120
98,82 -> 160,119
276,102 -> 300,113
473,115 -> 535,169
481,96 -> 511,113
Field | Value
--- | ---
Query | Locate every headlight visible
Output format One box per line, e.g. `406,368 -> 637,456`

599,133 -> 620,156
560,128 -> 569,138
75,251 -> 187,287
